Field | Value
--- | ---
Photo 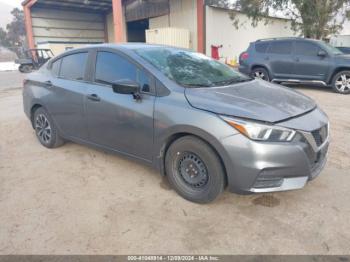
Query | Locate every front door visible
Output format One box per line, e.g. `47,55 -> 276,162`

293,41 -> 330,81
85,50 -> 155,162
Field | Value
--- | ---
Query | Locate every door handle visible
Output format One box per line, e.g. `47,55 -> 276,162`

295,57 -> 300,62
87,94 -> 101,102
265,57 -> 270,61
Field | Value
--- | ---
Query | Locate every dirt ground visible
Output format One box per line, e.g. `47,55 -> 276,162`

0,84 -> 349,255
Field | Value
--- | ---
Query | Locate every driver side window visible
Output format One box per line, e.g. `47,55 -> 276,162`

95,51 -> 152,93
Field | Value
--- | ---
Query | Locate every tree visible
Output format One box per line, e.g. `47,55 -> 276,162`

227,0 -> 350,39
0,8 -> 26,56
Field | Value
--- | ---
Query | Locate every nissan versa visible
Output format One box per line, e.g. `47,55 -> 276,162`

23,44 -> 330,203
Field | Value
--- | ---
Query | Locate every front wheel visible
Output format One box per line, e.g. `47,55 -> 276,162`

165,136 -> 226,204
332,71 -> 350,94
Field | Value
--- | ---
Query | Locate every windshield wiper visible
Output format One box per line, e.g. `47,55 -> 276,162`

214,77 -> 253,86
184,83 -> 213,88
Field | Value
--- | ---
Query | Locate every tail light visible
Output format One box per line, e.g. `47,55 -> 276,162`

240,52 -> 249,60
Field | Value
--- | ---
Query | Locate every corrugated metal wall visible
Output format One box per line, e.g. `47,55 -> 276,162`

31,8 -> 106,44
146,27 -> 190,48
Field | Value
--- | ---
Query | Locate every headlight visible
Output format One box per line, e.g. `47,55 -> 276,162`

221,116 -> 296,142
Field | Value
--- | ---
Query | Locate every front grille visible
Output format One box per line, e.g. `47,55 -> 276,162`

311,124 -> 328,147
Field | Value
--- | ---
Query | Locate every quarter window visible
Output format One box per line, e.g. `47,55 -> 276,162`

268,41 -> 293,55
255,42 -> 270,53
51,59 -> 61,77
60,52 -> 88,81
139,70 -> 150,93
295,42 -> 320,56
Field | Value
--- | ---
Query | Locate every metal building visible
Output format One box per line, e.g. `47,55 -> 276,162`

22,0 -> 296,61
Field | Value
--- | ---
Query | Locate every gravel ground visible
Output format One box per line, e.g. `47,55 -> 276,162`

0,71 -> 26,91
0,84 -> 349,255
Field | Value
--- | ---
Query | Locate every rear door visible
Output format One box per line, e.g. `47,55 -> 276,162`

46,52 -> 89,140
265,40 -> 295,79
85,50 -> 155,162
293,41 -> 330,81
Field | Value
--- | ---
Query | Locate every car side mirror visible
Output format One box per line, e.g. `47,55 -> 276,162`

111,79 -> 141,100
318,50 -> 327,57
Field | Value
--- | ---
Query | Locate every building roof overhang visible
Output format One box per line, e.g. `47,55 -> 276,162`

22,0 -> 114,14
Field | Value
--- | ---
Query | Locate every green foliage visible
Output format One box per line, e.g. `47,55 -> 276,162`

228,0 -> 350,39
0,8 -> 26,55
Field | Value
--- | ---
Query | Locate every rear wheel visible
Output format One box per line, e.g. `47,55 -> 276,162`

332,71 -> 350,94
33,107 -> 65,148
252,67 -> 270,82
165,136 -> 225,203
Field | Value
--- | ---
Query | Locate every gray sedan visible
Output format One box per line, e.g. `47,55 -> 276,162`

23,44 -> 330,203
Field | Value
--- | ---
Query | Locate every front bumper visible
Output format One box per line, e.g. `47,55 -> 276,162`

219,109 -> 329,194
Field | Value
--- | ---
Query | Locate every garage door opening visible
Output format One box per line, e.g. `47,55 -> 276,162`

127,19 -> 149,42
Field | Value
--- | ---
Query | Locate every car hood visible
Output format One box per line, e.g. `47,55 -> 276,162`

184,79 -> 316,123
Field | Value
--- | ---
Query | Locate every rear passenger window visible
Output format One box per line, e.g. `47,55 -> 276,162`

268,41 -> 292,55
255,42 -> 269,53
60,53 -> 88,81
95,52 -> 137,84
51,59 -> 61,77
295,42 -> 319,56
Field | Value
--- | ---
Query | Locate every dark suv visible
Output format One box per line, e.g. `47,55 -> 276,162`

239,37 -> 350,94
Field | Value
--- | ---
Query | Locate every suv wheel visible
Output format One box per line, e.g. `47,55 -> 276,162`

33,107 -> 65,148
252,67 -> 270,82
332,71 -> 350,94
165,136 -> 226,203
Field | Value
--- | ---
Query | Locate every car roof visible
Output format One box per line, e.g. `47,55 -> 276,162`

63,43 -> 180,53
255,37 -> 322,44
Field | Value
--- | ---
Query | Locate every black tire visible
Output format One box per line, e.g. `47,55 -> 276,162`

33,107 -> 65,148
252,67 -> 270,82
165,136 -> 226,204
331,71 -> 350,94
19,64 -> 34,73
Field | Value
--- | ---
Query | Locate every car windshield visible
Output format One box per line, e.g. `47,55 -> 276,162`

318,41 -> 343,55
135,47 -> 252,87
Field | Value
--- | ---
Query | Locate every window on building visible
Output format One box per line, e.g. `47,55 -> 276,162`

268,41 -> 293,55
95,51 -> 152,93
51,59 -> 61,77
60,52 -> 88,81
255,42 -> 270,53
295,41 -> 319,56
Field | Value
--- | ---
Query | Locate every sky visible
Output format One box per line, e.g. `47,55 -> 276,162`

0,0 -> 22,7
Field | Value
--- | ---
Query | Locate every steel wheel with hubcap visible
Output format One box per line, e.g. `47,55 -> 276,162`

332,71 -> 350,94
165,136 -> 225,203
